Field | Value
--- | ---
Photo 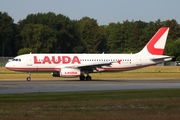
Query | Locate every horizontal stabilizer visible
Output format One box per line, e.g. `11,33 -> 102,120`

151,56 -> 173,61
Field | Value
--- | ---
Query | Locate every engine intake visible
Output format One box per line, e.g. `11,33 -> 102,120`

52,71 -> 60,77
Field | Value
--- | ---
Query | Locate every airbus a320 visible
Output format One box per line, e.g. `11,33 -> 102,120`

5,27 -> 172,81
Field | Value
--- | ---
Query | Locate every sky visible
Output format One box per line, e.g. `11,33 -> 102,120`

0,0 -> 180,25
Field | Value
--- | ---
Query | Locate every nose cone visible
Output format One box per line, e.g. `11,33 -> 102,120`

5,62 -> 9,69
5,62 -> 12,70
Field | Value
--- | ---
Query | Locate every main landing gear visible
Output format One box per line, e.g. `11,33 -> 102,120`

79,74 -> 92,81
27,72 -> 31,81
26,72 -> 92,81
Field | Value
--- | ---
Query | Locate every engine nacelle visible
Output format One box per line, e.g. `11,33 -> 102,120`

52,68 -> 81,78
61,68 -> 81,77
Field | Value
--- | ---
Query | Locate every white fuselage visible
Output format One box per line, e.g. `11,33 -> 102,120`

5,53 -> 163,72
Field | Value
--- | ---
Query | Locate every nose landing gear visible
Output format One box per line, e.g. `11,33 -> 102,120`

27,72 -> 31,81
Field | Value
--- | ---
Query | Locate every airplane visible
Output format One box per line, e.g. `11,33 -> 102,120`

5,27 -> 172,81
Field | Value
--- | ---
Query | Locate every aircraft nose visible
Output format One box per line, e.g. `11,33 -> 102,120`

5,62 -> 9,68
5,62 -> 12,70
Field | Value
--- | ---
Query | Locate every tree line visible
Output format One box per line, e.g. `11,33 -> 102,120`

0,11 -> 180,60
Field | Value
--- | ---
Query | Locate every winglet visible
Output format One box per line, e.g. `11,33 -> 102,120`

138,27 -> 169,55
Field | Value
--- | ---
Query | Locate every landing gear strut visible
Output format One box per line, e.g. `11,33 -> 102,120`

27,72 -> 31,81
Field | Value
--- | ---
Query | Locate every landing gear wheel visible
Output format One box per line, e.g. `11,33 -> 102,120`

79,75 -> 85,81
86,76 -> 92,81
27,77 -> 31,81
27,72 -> 31,81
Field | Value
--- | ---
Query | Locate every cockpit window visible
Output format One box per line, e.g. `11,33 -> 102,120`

12,58 -> 21,62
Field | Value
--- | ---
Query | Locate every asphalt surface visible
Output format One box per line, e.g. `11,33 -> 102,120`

0,79 -> 180,94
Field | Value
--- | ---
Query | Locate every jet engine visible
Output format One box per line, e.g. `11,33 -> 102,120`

52,68 -> 81,77
52,71 -> 60,77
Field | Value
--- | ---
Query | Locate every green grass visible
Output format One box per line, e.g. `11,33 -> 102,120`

0,89 -> 180,102
1,66 -> 180,80
0,89 -> 180,119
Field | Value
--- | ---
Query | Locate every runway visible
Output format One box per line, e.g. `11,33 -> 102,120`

0,79 -> 180,94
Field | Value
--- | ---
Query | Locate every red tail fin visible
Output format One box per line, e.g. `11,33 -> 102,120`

139,27 -> 169,55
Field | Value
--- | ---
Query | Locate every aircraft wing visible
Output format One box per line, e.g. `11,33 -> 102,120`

64,61 -> 113,69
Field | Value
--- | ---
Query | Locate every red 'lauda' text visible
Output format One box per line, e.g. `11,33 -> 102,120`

34,56 -> 81,64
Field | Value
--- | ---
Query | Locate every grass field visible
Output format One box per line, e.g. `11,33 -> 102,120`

1,66 -> 180,80
0,89 -> 180,120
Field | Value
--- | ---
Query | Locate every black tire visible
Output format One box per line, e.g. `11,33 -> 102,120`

27,77 -> 31,81
79,75 -> 85,81
85,76 -> 92,81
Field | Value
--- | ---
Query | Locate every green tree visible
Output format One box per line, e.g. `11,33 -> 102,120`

21,24 -> 57,53
78,17 -> 105,53
105,22 -> 124,53
162,19 -> 180,40
55,15 -> 79,53
18,48 -> 32,55
120,20 -> 136,53
166,38 -> 180,61
18,12 -> 79,53
132,20 -> 147,52
0,12 -> 15,56
139,22 -> 159,51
